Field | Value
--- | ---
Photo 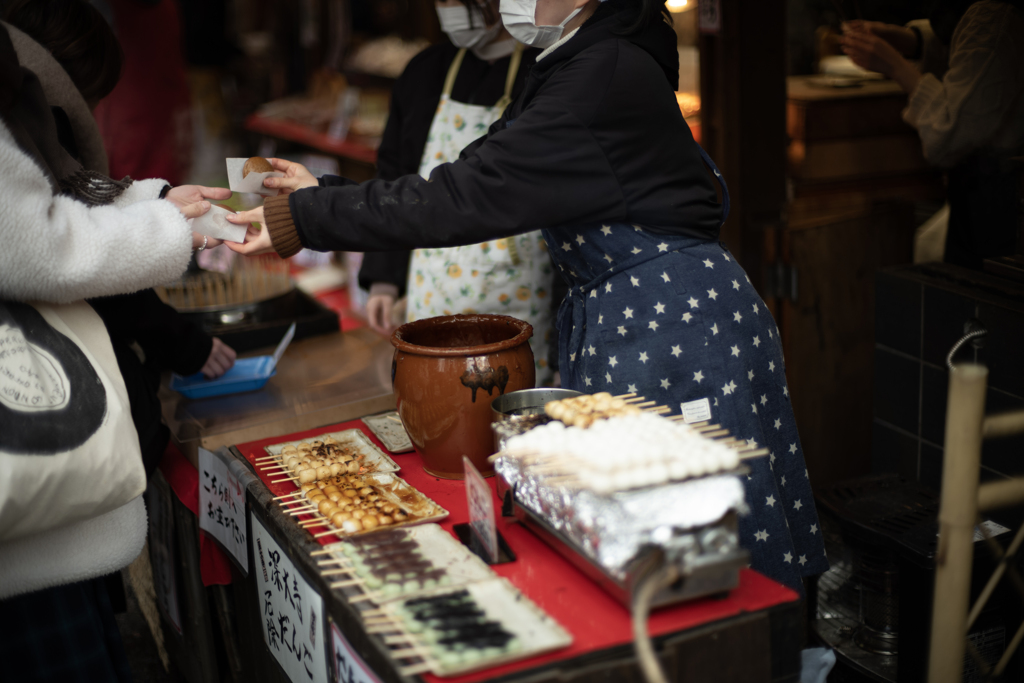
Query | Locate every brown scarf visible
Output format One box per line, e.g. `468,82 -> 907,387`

0,24 -> 129,206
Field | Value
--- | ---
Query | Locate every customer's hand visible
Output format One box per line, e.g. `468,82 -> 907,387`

839,28 -> 906,78
262,158 -> 318,195
201,337 -> 237,379
225,206 -> 275,255
842,21 -> 919,57
165,184 -> 232,209
366,292 -> 398,336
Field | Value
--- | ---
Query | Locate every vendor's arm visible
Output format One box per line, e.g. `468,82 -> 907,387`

258,100 -> 621,256
903,3 -> 1024,168
0,123 -> 219,303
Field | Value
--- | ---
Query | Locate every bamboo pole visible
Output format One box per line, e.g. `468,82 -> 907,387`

928,364 -> 988,683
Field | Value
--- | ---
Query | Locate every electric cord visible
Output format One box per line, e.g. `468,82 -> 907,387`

946,329 -> 988,370
632,562 -> 682,683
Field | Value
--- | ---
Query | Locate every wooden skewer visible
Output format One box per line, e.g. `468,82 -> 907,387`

398,663 -> 434,676
260,464 -> 290,472
703,429 -> 729,438
320,568 -> 354,577
273,491 -> 305,501
386,415 -> 403,423
271,475 -> 301,483
255,454 -> 283,462
313,528 -> 344,539
287,508 -> 317,516
384,634 -> 416,645
300,520 -> 330,529
739,449 -> 769,459
366,625 -> 399,634
349,593 -> 375,603
631,400 -> 656,408
317,558 -> 352,566
330,578 -> 366,588
614,392 -> 637,398
363,616 -> 400,624
695,423 -> 721,432
310,546 -> 343,557
361,608 -> 387,616
667,415 -> 686,421
390,646 -> 433,657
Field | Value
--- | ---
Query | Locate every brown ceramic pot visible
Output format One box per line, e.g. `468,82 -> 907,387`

391,314 -> 535,479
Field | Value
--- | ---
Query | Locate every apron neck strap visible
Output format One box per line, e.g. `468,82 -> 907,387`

494,43 -> 524,111
442,48 -> 469,98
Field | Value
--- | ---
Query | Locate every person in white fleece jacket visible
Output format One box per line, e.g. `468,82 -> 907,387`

840,0 -> 1024,268
0,12 -> 228,682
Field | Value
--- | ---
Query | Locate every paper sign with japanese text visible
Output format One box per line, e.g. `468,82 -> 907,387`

198,447 -> 248,573
331,620 -> 382,683
463,456 -> 498,564
252,512 -> 328,683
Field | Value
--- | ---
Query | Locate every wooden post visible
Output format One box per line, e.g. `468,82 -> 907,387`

928,364 -> 988,683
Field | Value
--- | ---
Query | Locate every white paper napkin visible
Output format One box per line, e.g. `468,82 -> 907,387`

189,204 -> 248,243
226,158 -> 284,196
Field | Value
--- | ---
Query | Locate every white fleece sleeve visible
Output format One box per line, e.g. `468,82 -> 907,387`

0,123 -> 193,304
903,3 -> 1024,168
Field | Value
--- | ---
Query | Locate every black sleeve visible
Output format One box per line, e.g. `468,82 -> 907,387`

288,59 -> 625,254
88,289 -> 214,376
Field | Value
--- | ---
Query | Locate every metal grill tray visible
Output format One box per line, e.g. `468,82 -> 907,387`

495,472 -> 748,609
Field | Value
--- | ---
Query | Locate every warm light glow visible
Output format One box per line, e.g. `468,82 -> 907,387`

666,0 -> 688,11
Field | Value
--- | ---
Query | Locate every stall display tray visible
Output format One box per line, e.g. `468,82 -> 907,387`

281,472 -> 449,540
373,578 -> 573,678
316,524 -> 495,604
263,428 -> 400,474
361,411 -> 414,453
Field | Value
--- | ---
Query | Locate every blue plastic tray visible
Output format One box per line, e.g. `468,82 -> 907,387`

171,356 -> 277,400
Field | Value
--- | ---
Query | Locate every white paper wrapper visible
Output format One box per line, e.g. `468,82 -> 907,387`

188,204 -> 248,243
226,158 -> 283,196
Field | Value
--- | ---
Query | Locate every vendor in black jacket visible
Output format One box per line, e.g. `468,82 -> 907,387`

229,0 -> 829,593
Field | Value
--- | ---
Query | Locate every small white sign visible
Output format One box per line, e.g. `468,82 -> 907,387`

198,448 -> 248,573
974,520 -> 1011,543
699,0 -> 722,34
464,456 -> 498,564
330,621 -> 383,683
252,513 -> 328,683
680,397 -> 712,424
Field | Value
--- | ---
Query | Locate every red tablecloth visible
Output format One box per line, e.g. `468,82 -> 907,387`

158,443 -> 235,586
236,420 -> 799,683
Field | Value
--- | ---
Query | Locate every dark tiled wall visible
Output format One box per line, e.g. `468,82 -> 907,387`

873,265 -> 1024,495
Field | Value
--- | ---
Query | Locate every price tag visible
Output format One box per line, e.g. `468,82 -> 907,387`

331,621 -> 382,683
198,448 -> 248,573
463,456 -> 498,564
699,0 -> 721,34
253,513 -> 328,683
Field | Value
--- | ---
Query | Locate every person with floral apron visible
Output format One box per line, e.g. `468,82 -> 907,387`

229,0 -> 829,593
406,45 -> 555,384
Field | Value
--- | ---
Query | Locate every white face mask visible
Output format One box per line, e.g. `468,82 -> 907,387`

499,0 -> 581,49
436,5 -> 504,51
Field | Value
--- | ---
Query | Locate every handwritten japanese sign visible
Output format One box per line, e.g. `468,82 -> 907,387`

198,448 -> 248,572
464,456 -> 498,564
252,512 -> 328,683
331,621 -> 383,683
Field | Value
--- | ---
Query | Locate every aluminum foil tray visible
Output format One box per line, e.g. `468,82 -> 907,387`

495,471 -> 748,609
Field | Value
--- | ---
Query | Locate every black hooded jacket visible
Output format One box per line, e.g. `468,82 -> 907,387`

283,1 -> 722,255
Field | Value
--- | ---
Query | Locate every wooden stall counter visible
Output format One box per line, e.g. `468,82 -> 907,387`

161,327 -> 396,467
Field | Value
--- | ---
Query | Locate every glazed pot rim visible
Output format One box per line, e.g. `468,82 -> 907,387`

390,314 -> 534,357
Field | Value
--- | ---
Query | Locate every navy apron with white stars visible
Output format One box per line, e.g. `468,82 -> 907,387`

543,149 -> 828,592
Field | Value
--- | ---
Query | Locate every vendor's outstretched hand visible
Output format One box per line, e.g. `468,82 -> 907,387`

165,184 -> 232,209
225,205 -> 275,255
263,158 -> 318,195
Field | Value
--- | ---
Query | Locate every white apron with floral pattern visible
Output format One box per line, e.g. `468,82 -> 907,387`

406,45 -> 554,384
